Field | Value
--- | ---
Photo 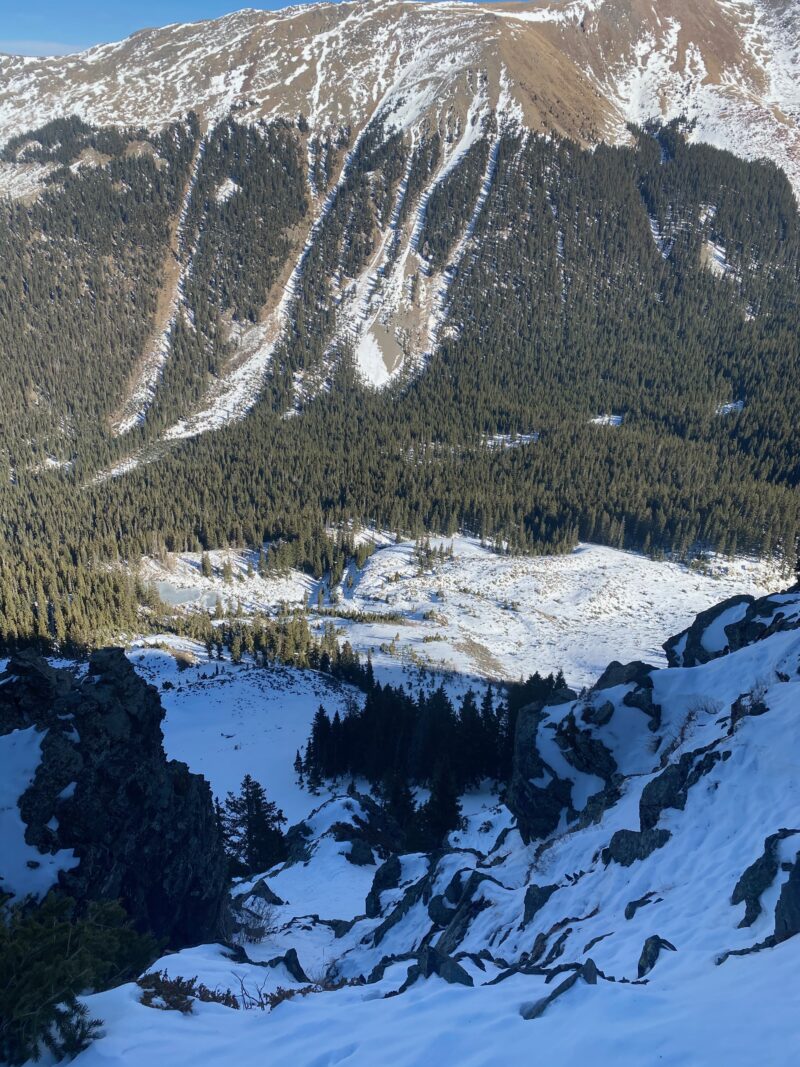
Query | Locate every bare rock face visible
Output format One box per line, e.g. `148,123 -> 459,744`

0,648 -> 228,948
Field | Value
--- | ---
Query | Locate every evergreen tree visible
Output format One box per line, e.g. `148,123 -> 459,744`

410,764 -> 462,851
221,775 -> 287,875
381,770 -> 417,840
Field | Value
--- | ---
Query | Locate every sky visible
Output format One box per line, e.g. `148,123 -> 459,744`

0,1 -> 313,56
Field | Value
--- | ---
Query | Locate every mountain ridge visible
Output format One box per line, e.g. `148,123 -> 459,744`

1,0 -> 798,194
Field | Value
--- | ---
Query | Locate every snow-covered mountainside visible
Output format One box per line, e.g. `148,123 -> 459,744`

17,582 -> 795,1066
1,0 -> 798,439
2,0 -> 798,193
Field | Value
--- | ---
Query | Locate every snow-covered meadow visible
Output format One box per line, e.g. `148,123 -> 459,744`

125,536 -> 789,830
142,537 -> 788,689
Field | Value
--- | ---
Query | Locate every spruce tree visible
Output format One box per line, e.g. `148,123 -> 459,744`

411,764 -> 462,851
221,775 -> 287,875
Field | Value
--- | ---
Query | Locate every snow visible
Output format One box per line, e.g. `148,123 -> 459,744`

5,551 -> 800,1065
647,214 -> 674,259
0,160 -> 56,200
591,413 -> 623,426
214,176 -> 240,203
164,115 -> 380,437
127,642 -> 357,822
481,432 -> 539,449
703,238 -> 737,279
607,5 -> 800,196
701,600 -> 751,653
716,400 -> 745,416
354,329 -> 392,388
0,725 -> 78,901
142,538 -> 788,691
72,609 -> 800,1064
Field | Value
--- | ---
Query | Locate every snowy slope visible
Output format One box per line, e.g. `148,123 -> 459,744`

62,583 -> 800,1066
5,0 -> 796,447
127,641 -> 359,822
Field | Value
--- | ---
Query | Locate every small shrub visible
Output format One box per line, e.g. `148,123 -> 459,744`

137,971 -> 239,1013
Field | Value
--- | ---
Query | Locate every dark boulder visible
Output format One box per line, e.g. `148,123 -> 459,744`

520,959 -> 599,1020
435,870 -> 498,956
555,711 -> 617,782
400,945 -> 473,990
427,893 -> 457,927
624,892 -> 659,921
622,686 -> 661,731
346,839 -> 375,867
602,828 -> 671,867
639,745 -> 729,831
581,700 -> 615,727
283,821 -> 313,864
595,661 -> 656,691
637,935 -> 676,978
506,701 -> 574,843
774,852 -> 800,944
521,883 -> 559,927
1,649 -> 228,948
247,877 -> 285,906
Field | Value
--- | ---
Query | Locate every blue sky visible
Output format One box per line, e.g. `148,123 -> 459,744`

0,1 -> 313,55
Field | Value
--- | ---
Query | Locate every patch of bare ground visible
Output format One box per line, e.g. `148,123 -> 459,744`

453,636 -> 506,680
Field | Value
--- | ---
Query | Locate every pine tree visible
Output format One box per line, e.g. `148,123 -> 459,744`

381,771 -> 416,840
221,775 -> 287,875
410,763 -> 462,851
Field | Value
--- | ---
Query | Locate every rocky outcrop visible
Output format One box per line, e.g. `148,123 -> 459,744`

640,745 -> 730,831
435,871 -> 498,956
774,852 -> 800,944
637,935 -> 676,978
731,829 -> 800,928
522,883 -> 559,928
1,648 -> 228,948
399,945 -> 473,991
625,892 -> 660,921
554,712 -> 617,782
366,855 -> 402,919
520,959 -> 599,1020
602,828 -> 671,867
346,839 -> 375,866
594,661 -> 656,692
664,592 -> 800,668
506,692 -> 576,844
